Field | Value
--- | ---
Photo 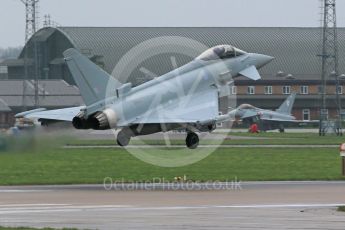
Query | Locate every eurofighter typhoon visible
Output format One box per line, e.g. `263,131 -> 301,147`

16,45 -> 274,148
231,93 -> 297,132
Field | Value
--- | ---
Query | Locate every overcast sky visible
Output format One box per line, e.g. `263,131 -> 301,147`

1,0 -> 345,47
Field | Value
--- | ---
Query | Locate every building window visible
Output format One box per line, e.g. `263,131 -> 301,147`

337,86 -> 343,94
303,109 -> 310,121
264,86 -> 273,95
320,109 -> 329,120
300,86 -> 309,95
247,86 -> 255,95
0,114 -> 5,124
341,109 -> 345,119
231,86 -> 237,95
282,86 -> 291,95
0,66 -> 8,74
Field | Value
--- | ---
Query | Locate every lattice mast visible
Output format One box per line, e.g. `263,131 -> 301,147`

319,0 -> 342,135
21,0 -> 39,42
20,0 -> 40,110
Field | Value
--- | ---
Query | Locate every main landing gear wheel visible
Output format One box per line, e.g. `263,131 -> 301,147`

186,132 -> 199,149
117,130 -> 131,147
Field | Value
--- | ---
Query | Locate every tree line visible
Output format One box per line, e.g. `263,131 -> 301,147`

0,46 -> 23,60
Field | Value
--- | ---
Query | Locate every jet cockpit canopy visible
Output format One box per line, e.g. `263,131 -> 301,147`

238,104 -> 257,110
196,45 -> 246,61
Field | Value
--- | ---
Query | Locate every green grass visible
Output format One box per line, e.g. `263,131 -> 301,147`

224,135 -> 344,145
337,206 -> 345,212
66,132 -> 345,146
0,146 -> 343,185
222,132 -> 319,138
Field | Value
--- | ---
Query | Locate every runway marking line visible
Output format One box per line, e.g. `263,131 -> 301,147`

0,204 -> 69,207
0,190 -> 53,193
0,203 -> 344,215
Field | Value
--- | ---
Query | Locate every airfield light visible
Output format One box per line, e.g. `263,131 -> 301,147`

339,143 -> 345,176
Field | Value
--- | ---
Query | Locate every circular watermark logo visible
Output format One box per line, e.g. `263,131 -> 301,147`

106,36 -> 235,167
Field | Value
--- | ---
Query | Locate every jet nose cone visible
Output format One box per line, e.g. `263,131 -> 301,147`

254,54 -> 275,69
262,54 -> 274,64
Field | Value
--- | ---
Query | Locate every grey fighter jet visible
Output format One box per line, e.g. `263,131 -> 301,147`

16,45 -> 274,148
230,93 -> 297,132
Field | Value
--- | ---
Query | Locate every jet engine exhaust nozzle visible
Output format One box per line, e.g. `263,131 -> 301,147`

88,109 -> 118,130
72,113 -> 90,130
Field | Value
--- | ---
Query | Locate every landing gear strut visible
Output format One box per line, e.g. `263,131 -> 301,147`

279,124 -> 285,133
186,132 -> 199,149
117,130 -> 131,147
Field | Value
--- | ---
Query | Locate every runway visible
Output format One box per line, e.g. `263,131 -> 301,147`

0,182 -> 345,229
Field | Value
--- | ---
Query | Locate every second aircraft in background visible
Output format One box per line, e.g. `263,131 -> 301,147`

230,93 -> 297,133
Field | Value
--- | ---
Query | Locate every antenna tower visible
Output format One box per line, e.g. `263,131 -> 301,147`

318,0 -> 342,136
21,0 -> 39,42
20,0 -> 40,111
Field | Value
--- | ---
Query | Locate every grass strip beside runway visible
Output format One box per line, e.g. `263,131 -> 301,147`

0,146 -> 343,185
66,133 -> 345,146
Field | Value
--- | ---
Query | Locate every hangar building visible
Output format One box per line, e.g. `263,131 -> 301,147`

1,27 -> 345,127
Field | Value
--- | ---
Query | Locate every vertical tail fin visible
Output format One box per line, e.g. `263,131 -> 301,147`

276,92 -> 296,115
63,48 -> 122,106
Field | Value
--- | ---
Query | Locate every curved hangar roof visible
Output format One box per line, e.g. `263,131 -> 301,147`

21,27 -> 345,83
